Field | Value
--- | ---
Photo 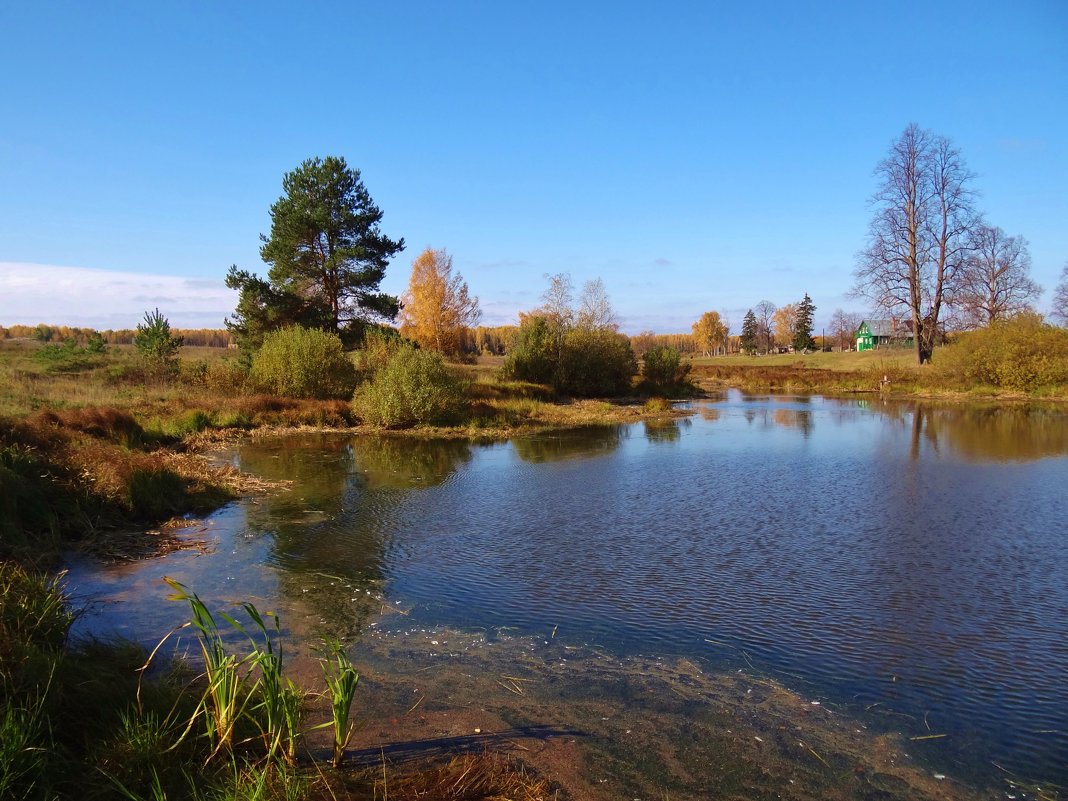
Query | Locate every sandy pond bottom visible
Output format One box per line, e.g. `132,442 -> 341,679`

280,621 -> 1014,801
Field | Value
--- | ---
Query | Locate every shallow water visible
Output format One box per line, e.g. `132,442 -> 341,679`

66,392 -> 1068,790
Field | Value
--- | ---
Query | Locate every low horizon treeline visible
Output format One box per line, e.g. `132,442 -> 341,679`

0,323 -> 235,348
2,321 -> 835,358
1,321 -> 715,356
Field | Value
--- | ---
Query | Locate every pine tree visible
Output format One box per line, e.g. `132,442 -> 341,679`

740,309 -> 758,355
793,293 -> 816,351
134,308 -> 183,377
227,156 -> 405,353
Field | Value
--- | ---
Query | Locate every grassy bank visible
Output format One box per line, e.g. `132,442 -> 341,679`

689,318 -> 1068,399
689,348 -> 1068,400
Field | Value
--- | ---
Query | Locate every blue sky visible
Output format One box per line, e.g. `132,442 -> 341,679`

1,1 -> 1065,333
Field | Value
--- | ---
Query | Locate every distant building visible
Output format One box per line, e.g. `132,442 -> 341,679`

855,319 -> 913,351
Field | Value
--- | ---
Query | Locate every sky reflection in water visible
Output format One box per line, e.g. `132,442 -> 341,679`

67,392 -> 1068,787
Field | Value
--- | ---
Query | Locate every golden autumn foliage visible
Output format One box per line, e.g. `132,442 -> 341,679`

399,248 -> 481,357
461,325 -> 518,355
692,311 -> 728,356
630,331 -> 697,356
772,303 -> 799,348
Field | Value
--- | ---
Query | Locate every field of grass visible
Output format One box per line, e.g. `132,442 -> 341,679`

687,348 -> 937,395
691,347 -> 920,372
687,343 -> 1068,400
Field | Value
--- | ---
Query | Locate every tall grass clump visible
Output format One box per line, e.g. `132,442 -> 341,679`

250,326 -> 356,400
318,637 -> 359,768
352,339 -> 465,428
164,578 -> 255,760
0,564 -> 73,800
243,605 -> 303,766
162,578 -> 309,769
936,314 -> 1068,392
0,443 -> 59,557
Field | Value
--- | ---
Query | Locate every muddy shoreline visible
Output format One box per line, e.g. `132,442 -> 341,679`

272,622 -> 1012,801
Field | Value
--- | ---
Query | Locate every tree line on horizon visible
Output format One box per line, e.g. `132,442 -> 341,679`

0,323 -> 234,348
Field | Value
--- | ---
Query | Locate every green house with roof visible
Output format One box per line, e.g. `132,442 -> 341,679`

855,320 -> 912,351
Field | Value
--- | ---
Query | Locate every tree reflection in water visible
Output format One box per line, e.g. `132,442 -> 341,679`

875,401 -> 1068,461
511,426 -> 625,463
235,434 -> 474,638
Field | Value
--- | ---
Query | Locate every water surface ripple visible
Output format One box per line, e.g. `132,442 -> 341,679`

67,393 -> 1068,788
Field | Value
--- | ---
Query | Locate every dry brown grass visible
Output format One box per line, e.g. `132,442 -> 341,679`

25,407 -> 144,443
0,407 -> 246,563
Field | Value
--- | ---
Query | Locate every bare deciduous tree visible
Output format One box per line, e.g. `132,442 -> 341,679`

539,272 -> 575,330
955,225 -> 1040,327
1052,263 -> 1068,326
754,299 -> 776,355
829,309 -> 863,351
853,124 -> 977,364
576,277 -> 618,331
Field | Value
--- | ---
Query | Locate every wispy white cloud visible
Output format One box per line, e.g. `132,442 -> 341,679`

0,263 -> 237,329
477,299 -> 524,327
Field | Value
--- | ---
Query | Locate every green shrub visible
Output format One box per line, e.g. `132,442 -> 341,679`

204,359 -> 249,395
178,358 -> 210,385
556,328 -> 637,397
250,326 -> 356,400
501,316 -> 557,385
352,344 -> 465,428
85,332 -> 107,354
503,316 -> 637,397
352,328 -> 405,380
936,314 -> 1068,391
641,345 -> 690,391
32,339 -> 95,372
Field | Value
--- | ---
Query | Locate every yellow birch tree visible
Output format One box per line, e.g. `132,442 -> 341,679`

692,311 -> 727,356
399,248 -> 481,357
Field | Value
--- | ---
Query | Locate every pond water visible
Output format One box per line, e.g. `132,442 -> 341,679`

66,392 -> 1068,792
